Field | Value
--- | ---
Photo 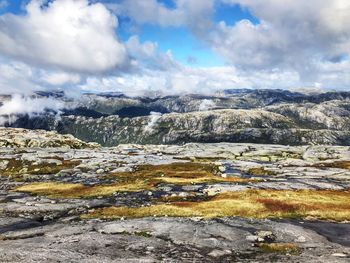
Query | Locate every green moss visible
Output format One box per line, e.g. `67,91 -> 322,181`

134,231 -> 153,238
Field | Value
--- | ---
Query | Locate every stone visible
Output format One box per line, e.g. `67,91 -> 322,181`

96,169 -> 105,174
295,236 -> 307,243
255,231 -> 276,243
0,128 -> 350,262
0,160 -> 9,170
246,235 -> 258,242
208,249 -> 232,258
218,166 -> 226,173
331,253 -> 348,258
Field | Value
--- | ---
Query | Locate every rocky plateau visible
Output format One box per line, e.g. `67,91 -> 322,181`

0,128 -> 349,262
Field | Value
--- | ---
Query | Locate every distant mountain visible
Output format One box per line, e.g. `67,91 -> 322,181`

3,89 -> 350,146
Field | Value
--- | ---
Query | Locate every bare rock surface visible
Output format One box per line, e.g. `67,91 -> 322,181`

0,128 -> 99,149
0,129 -> 349,262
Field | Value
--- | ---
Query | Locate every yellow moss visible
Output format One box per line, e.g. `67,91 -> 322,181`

14,181 -> 153,198
83,189 -> 350,222
248,167 -> 277,176
109,162 -> 257,186
13,162 -> 256,198
160,194 -> 204,203
258,243 -> 302,255
315,161 -> 350,169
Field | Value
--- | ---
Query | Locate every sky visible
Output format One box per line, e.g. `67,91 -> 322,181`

0,0 -> 350,98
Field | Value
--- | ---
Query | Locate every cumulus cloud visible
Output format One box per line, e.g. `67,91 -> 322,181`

126,35 -> 180,71
215,0 -> 350,73
109,0 -> 350,89
0,0 -> 128,73
1,0 -> 349,101
40,71 -> 81,86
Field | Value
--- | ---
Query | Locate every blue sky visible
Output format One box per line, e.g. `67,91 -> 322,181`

119,0 -> 259,67
0,0 -> 24,14
0,0 -> 349,96
118,1 -> 259,67
1,0 -> 259,68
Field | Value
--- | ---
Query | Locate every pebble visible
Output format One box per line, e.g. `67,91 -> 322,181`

246,235 -> 258,242
255,230 -> 276,243
208,249 -> 232,258
295,236 -> 306,243
96,169 -> 105,174
218,166 -> 226,173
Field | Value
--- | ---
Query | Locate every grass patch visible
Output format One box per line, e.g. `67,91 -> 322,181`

83,189 -> 350,222
258,243 -> 302,255
108,162 -> 257,186
14,181 -> 153,198
14,162 -> 257,198
248,167 -> 277,176
134,231 -> 153,238
314,161 -> 350,169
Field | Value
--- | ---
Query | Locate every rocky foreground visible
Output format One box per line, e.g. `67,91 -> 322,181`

0,128 -> 350,262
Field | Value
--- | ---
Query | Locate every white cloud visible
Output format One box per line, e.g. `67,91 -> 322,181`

0,94 -> 65,125
126,35 -> 180,71
215,0 -> 350,73
1,0 -> 349,100
0,0 -> 128,73
108,0 -> 184,27
110,0 -> 350,90
40,71 -> 81,86
0,58 -> 85,94
110,0 -> 214,35
80,65 -> 304,97
0,60 -> 42,95
127,36 -> 158,60
145,111 -> 162,132
199,99 -> 216,111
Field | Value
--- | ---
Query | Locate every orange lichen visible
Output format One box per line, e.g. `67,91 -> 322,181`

109,162 -> 257,186
258,243 -> 302,254
83,189 -> 350,222
14,181 -> 153,198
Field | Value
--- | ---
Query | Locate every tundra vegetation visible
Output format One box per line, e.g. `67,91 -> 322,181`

1,129 -> 350,262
